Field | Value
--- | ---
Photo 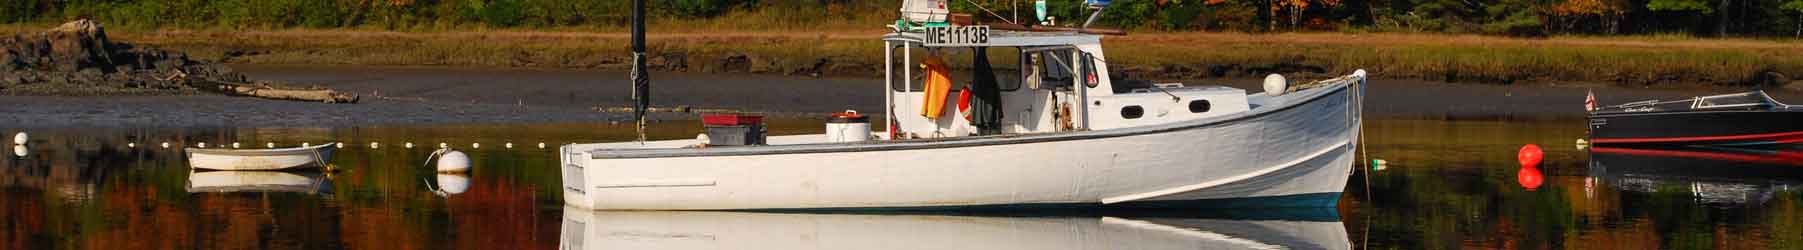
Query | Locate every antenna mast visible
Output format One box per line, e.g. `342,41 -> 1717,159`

631,0 -> 651,143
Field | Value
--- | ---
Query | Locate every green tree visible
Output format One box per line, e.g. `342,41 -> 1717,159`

1783,0 -> 1803,36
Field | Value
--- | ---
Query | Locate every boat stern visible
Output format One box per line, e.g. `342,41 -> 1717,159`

559,144 -> 596,209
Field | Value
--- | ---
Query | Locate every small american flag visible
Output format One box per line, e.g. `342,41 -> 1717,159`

1584,90 -> 1596,112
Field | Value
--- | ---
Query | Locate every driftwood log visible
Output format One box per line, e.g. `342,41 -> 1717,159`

184,76 -> 359,103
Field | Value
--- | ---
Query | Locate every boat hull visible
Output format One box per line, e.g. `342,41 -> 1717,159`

186,144 -> 335,171
1588,110 -> 1803,146
562,82 -> 1359,210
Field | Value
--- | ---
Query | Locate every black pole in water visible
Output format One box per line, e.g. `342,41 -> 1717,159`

630,0 -> 650,142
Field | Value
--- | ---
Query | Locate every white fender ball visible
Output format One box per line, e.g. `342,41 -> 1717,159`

1263,74 -> 1288,95
436,150 -> 471,173
12,145 -> 25,157
436,174 -> 470,195
12,132 -> 26,145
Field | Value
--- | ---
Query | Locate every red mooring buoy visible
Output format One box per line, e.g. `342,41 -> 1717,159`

1517,144 -> 1544,167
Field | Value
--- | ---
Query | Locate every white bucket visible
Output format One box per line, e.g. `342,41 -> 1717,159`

826,110 -> 872,143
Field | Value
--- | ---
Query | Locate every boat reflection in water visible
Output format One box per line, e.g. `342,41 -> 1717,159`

185,170 -> 333,194
1588,146 -> 1803,206
560,207 -> 1349,250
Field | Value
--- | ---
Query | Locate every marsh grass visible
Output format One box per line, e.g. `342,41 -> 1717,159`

8,21 -> 1799,86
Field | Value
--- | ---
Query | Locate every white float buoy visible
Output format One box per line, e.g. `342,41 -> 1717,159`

302,142 -> 310,147
434,174 -> 471,196
436,150 -> 472,173
1263,74 -> 1288,96
197,142 -> 207,148
161,142 -> 170,148
232,142 -> 241,148
370,142 -> 380,149
267,142 -> 276,148
12,145 -> 26,157
336,142 -> 345,148
537,142 -> 546,149
127,142 -> 136,148
438,143 -> 448,149
472,143 -> 480,149
405,142 -> 415,149
505,142 -> 513,148
12,132 -> 26,145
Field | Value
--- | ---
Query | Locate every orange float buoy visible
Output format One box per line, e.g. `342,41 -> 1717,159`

1518,144 -> 1543,167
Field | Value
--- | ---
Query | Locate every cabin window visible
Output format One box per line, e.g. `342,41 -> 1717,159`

1080,52 -> 1098,88
890,46 -> 1024,92
1035,49 -> 1075,90
1121,105 -> 1144,119
1188,100 -> 1211,113
889,45 -> 927,92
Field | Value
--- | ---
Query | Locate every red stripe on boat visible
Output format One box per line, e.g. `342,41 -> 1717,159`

1590,147 -> 1803,166
1590,131 -> 1803,144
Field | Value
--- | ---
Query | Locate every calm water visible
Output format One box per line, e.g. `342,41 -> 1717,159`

3,117 -> 1799,249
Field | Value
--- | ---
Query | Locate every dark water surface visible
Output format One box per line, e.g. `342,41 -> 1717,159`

4,67 -> 1803,249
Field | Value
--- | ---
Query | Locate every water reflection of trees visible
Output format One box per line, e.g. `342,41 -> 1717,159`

1,127 -> 565,249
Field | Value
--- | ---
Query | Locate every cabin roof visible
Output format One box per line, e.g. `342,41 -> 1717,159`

883,29 -> 1102,47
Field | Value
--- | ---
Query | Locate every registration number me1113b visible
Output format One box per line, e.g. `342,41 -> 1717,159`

926,26 -> 990,47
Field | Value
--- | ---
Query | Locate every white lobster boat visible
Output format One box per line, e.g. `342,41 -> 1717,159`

561,1 -> 1367,210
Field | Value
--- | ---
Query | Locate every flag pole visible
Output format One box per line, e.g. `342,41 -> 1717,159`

631,0 -> 650,143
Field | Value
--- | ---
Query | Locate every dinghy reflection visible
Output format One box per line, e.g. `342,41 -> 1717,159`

559,208 -> 1350,250
185,170 -> 333,194
1588,147 -> 1802,206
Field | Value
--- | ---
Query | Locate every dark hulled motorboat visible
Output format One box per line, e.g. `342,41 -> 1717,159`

1587,90 -> 1802,147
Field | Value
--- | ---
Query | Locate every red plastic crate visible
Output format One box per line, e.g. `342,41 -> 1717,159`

702,114 -> 763,126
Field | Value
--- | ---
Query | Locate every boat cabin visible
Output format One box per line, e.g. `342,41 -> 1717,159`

1592,90 -> 1796,115
880,27 -> 1250,140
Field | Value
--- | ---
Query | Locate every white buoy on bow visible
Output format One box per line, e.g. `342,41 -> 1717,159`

232,142 -> 241,148
267,142 -> 276,148
405,142 -> 415,149
197,142 -> 207,148
1263,74 -> 1288,96
12,145 -> 26,157
370,142 -> 380,149
11,132 -> 26,145
537,142 -> 546,149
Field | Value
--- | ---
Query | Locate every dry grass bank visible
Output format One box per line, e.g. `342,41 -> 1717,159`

8,23 -> 1800,86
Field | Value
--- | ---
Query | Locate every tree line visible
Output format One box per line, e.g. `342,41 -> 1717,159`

4,0 -> 1802,37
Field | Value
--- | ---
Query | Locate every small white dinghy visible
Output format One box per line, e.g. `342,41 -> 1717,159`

186,143 -> 336,171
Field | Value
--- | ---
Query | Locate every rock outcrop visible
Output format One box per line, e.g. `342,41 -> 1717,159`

1,20 -> 355,103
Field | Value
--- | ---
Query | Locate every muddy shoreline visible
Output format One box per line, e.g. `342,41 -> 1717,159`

2,65 -> 1797,128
